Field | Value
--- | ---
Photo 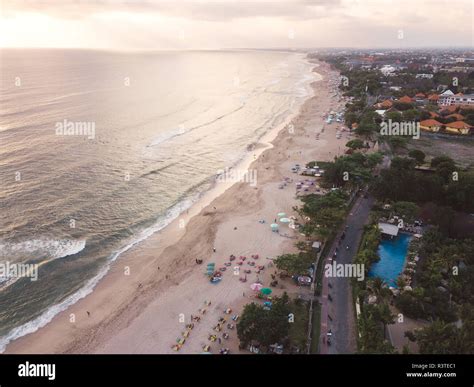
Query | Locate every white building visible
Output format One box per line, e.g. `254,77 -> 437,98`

380,65 -> 396,76
438,90 -> 474,106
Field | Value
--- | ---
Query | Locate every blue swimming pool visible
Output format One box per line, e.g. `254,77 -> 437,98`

368,233 -> 412,287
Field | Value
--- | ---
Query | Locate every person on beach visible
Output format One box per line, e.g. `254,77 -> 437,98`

87,311 -> 90,317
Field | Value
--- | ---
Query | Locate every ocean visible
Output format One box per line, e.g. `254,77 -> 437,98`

0,48 -> 315,350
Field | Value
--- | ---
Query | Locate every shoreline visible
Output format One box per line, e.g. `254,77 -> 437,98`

5,59 -> 345,354
0,53 -> 316,352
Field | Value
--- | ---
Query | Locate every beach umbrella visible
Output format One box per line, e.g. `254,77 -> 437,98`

250,283 -> 263,291
260,288 -> 272,295
270,223 -> 279,231
277,212 -> 286,217
279,218 -> 291,223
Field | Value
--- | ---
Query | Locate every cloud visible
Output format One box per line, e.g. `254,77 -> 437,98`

1,0 -> 472,49
3,0 -> 342,21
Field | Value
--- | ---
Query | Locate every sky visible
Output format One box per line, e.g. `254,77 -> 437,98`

0,0 -> 473,50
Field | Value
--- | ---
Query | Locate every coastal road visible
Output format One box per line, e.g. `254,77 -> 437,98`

319,192 -> 374,354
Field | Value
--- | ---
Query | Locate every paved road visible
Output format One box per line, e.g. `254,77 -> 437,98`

320,192 -> 374,354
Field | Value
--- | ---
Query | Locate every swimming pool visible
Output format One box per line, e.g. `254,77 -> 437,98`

368,233 -> 412,287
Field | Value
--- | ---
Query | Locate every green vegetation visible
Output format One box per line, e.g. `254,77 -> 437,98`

372,156 -> 474,214
319,54 -> 474,355
354,224 -> 381,269
396,228 -> 474,323
356,276 -> 396,353
310,304 -> 321,353
236,293 -> 309,353
408,317 -> 474,354
297,189 -> 348,240
408,149 -> 426,164
318,152 -> 383,189
273,252 -> 313,276
346,138 -> 365,150
391,201 -> 420,223
288,299 -> 310,353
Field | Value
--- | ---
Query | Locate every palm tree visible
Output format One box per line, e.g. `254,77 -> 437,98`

377,303 -> 395,339
415,320 -> 456,354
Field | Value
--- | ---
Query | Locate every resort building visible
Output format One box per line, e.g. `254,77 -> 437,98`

420,119 -> 442,132
437,89 -> 454,106
398,95 -> 413,104
378,222 -> 399,238
427,94 -> 439,104
374,99 -> 393,109
444,121 -> 472,135
438,91 -> 474,107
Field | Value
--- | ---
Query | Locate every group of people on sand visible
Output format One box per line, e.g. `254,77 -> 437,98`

171,300 -> 212,352
204,307 -> 236,354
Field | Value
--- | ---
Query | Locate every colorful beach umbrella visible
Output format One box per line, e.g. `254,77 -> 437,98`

270,223 -> 279,230
277,212 -> 286,217
260,288 -> 272,295
279,218 -> 291,223
250,283 -> 263,291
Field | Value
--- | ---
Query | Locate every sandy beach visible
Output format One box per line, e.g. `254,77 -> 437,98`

6,59 -> 347,354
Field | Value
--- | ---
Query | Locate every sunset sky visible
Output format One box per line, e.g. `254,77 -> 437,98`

0,0 -> 472,50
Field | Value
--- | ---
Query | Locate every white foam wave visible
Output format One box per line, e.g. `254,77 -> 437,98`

0,196 -> 199,353
0,239 -> 86,260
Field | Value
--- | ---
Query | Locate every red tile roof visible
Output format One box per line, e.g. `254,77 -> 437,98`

380,99 -> 393,108
399,95 -> 413,103
446,121 -> 471,129
420,119 -> 442,127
